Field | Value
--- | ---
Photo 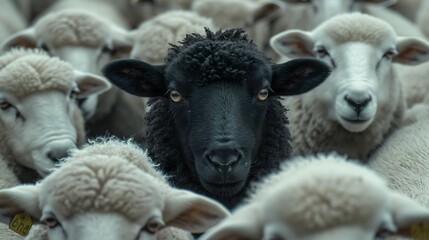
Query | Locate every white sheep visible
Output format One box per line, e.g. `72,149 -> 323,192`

0,0 -> 27,42
200,154 -> 429,240
270,13 -> 429,161
0,48 -> 110,179
0,8 -> 148,143
191,0 -> 283,52
0,139 -> 229,240
369,105 -> 429,209
130,10 -> 216,64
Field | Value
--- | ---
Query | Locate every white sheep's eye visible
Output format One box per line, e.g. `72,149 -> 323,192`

257,88 -> 269,101
0,101 -> 12,110
42,216 -> 60,229
70,88 -> 80,99
315,47 -> 328,58
383,49 -> 397,60
170,90 -> 183,103
143,217 -> 165,234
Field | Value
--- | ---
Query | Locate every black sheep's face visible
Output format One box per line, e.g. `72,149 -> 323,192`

166,64 -> 272,196
102,57 -> 331,196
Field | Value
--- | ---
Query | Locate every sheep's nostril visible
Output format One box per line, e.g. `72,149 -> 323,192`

47,150 -> 69,163
344,95 -> 372,114
207,150 -> 241,173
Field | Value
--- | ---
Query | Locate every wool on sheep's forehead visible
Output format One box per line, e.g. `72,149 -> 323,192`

165,28 -> 270,86
260,155 -> 388,232
316,13 -> 396,45
35,10 -> 110,47
43,156 -> 164,220
0,49 -> 75,98
70,138 -> 166,182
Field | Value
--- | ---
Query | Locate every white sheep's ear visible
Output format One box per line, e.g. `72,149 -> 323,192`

162,189 -> 230,233
387,191 -> 429,237
0,185 -> 41,225
361,0 -> 397,7
200,203 -> 263,240
251,1 -> 283,23
270,30 -> 315,58
73,71 -> 112,99
394,37 -> 429,65
1,28 -> 37,51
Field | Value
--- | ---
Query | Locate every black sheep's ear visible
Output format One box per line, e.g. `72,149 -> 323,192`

271,58 -> 331,96
102,59 -> 167,97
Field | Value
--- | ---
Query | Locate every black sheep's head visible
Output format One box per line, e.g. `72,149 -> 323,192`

102,28 -> 331,197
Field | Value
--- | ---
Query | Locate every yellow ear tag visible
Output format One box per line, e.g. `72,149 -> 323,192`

410,222 -> 429,240
9,213 -> 33,236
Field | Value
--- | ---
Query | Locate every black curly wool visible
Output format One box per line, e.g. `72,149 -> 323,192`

146,28 -> 292,209
165,28 -> 270,86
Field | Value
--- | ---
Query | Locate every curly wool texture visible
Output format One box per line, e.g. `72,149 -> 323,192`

165,28 -> 270,86
34,10 -> 110,47
69,138 -> 166,182
0,49 -> 75,98
132,10 -> 216,63
253,154 -> 388,232
43,155 -> 164,220
146,28 -> 291,207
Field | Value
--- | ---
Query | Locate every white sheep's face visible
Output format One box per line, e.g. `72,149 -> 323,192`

270,17 -> 429,133
0,162 -> 229,240
306,41 -> 392,132
0,72 -> 110,177
0,90 -> 78,176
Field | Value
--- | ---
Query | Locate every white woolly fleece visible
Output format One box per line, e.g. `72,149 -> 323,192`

369,117 -> 429,208
69,138 -> 166,182
34,10 -> 111,47
132,10 -> 216,63
43,155 -> 165,220
0,49 -> 75,98
251,154 -> 388,232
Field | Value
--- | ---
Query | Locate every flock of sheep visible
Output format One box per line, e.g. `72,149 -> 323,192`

0,0 -> 429,239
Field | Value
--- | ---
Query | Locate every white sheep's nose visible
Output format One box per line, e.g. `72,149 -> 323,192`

44,140 -> 76,163
343,87 -> 373,115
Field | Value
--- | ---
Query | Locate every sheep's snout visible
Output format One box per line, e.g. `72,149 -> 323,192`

206,148 -> 242,174
344,94 -> 372,115
335,85 -> 377,132
43,140 -> 76,163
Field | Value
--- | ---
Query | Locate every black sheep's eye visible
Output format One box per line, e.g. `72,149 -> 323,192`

170,90 -> 183,103
0,101 -> 12,110
257,88 -> 269,101
42,216 -> 60,229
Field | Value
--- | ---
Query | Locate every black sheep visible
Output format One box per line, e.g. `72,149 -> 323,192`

102,28 -> 331,209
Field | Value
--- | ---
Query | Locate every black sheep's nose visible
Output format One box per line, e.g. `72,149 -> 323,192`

207,149 -> 241,173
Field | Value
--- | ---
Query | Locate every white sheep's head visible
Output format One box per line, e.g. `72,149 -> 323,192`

270,13 -> 429,132
0,50 -> 110,177
0,156 -> 229,240
200,154 -> 429,240
281,0 -> 396,29
0,10 -> 132,120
